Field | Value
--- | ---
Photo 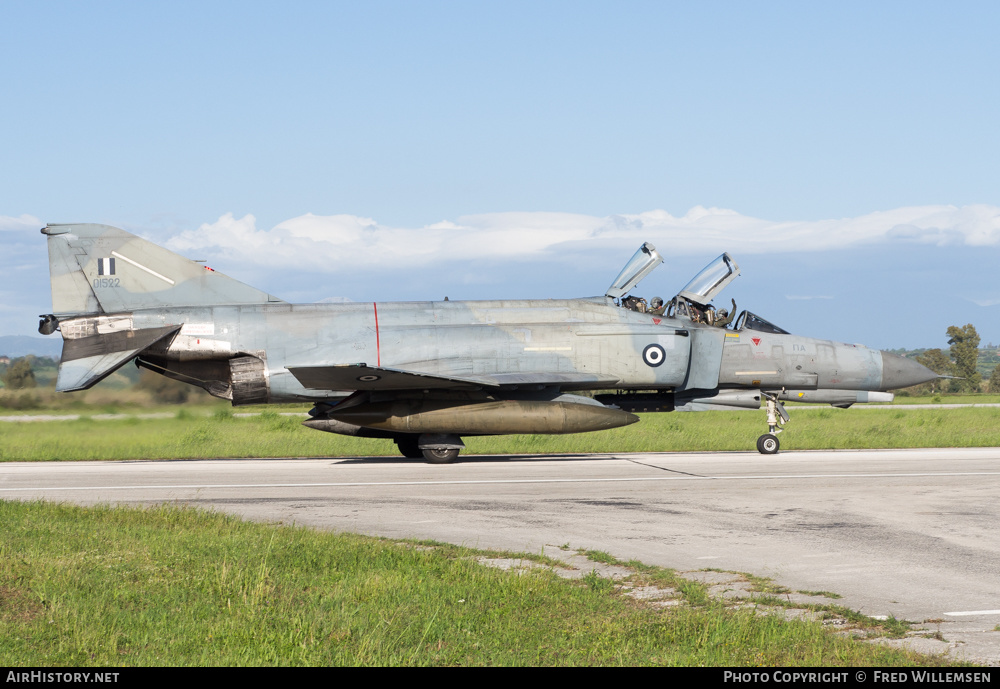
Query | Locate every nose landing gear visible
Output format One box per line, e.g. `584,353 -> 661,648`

757,393 -> 789,454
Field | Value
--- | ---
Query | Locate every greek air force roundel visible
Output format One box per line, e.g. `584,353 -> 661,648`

642,343 -> 666,367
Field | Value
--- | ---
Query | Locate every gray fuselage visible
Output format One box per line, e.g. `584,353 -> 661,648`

120,296 -> 902,404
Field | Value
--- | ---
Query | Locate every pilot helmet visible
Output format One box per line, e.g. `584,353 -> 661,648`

650,296 -> 663,308
718,309 -> 728,318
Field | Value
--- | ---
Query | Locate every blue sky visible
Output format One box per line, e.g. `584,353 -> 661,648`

2,1 -> 999,349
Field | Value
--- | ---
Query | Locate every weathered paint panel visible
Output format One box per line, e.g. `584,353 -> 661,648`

264,298 -> 693,392
719,332 -> 880,390
679,327 -> 725,391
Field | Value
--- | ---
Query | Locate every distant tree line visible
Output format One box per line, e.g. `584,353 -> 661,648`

0,353 -> 212,403
913,323 -> 999,394
1,356 -> 38,390
135,367 -> 205,404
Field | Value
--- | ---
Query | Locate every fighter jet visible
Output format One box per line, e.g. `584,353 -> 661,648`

38,223 -> 938,462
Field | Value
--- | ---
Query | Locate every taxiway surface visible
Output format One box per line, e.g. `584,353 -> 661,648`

3,447 -> 998,662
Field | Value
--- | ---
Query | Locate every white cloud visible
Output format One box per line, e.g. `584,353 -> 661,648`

0,214 -> 43,232
4,204 -> 999,344
162,204 -> 1000,274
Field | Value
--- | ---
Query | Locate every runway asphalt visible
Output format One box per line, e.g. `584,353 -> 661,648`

2,446 -> 998,664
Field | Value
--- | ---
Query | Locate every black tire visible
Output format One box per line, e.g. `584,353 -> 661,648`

396,437 -> 423,459
757,433 -> 780,455
422,447 -> 459,464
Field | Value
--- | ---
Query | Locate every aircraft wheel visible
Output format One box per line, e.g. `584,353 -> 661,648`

396,437 -> 423,459
757,433 -> 780,455
422,448 -> 460,464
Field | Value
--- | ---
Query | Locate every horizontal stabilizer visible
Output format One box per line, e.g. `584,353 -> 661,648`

56,325 -> 181,392
287,364 -> 623,392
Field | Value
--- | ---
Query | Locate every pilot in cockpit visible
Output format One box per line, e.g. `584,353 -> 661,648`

715,299 -> 737,328
607,247 -> 742,328
649,296 -> 666,316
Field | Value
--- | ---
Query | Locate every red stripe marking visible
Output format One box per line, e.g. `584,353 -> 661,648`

373,302 -> 381,367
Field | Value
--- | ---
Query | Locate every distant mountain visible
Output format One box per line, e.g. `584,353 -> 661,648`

0,335 -> 62,358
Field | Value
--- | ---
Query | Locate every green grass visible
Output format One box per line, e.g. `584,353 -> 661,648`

0,501 -> 953,667
1,404 -> 999,461
840,394 -> 1000,405
583,550 -> 620,566
797,590 -> 843,600
724,571 -> 791,596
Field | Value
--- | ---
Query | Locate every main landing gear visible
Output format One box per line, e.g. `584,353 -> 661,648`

757,393 -> 789,454
395,436 -> 423,459
395,434 -> 465,464
422,447 -> 460,464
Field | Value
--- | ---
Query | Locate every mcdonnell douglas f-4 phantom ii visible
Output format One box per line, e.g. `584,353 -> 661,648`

38,223 -> 938,462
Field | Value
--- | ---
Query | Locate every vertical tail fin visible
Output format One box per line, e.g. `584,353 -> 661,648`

43,223 -> 284,316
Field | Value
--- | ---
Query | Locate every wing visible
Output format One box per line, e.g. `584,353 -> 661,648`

286,363 -> 620,392
286,364 -> 486,391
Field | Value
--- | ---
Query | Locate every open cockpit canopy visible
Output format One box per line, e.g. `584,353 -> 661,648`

675,253 -> 740,306
605,242 -> 664,300
606,246 -> 787,333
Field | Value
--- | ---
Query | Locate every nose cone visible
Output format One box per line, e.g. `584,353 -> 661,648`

880,352 -> 939,390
